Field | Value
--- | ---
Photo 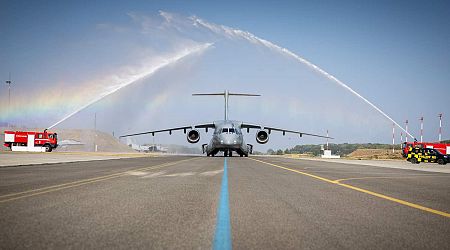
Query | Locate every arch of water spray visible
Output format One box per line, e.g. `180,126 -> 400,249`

186,15 -> 415,140
47,43 -> 212,130
47,12 -> 416,141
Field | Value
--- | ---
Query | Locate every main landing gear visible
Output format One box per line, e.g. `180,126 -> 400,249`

207,150 -> 248,157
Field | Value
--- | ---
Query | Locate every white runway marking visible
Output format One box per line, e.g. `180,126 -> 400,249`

136,170 -> 224,178
200,170 -> 224,176
127,171 -> 149,176
162,172 -> 196,177
141,171 -> 167,178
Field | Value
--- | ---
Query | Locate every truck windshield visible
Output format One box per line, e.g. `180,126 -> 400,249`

430,149 -> 441,155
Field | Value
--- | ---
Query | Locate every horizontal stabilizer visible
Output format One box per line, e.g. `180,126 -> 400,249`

193,90 -> 260,120
192,93 -> 260,96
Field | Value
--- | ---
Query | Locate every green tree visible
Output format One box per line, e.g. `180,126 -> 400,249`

267,149 -> 275,155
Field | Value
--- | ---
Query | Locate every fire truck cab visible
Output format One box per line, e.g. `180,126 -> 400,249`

4,130 -> 58,152
402,142 -> 450,157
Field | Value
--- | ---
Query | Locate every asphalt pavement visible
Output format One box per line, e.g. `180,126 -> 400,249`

0,156 -> 449,249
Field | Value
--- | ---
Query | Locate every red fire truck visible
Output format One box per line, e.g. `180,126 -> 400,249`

401,142 -> 450,157
4,129 -> 58,152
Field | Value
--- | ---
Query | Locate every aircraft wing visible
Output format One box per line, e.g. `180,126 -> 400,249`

241,123 -> 333,139
119,123 -> 215,138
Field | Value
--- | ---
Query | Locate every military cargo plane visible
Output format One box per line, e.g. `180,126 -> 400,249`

120,90 -> 332,157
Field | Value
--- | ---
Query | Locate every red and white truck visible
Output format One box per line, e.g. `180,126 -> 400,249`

4,130 -> 58,152
401,142 -> 450,157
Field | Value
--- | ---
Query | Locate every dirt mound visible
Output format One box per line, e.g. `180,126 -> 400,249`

346,149 -> 403,160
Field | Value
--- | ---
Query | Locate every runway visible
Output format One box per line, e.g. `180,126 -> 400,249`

0,156 -> 449,249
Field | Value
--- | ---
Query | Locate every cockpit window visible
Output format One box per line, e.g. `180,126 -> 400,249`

221,128 -> 236,134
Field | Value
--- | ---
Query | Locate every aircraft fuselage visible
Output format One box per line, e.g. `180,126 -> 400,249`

204,120 -> 250,157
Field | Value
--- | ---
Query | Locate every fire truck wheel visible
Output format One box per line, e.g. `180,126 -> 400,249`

437,159 -> 445,165
44,144 -> 52,152
410,158 -> 418,164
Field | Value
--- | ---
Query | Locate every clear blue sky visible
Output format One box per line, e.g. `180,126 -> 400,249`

1,0 -> 449,147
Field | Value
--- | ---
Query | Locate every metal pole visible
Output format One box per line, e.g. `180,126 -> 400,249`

5,73 -> 11,129
326,129 -> 329,150
400,132 -> 403,150
94,112 -> 97,152
392,123 -> 395,153
438,113 -> 442,142
420,117 -> 423,143
405,120 -> 408,143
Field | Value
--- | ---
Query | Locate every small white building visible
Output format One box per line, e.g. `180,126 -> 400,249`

322,150 -> 340,158
321,145 -> 341,159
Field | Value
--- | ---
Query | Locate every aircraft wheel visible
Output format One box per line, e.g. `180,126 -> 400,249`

229,151 -> 232,157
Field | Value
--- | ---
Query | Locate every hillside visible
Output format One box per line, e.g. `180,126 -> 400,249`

1,127 -> 134,152
276,143 -> 399,156
346,149 -> 403,160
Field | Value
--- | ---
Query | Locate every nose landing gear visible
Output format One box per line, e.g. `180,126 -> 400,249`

224,150 -> 233,157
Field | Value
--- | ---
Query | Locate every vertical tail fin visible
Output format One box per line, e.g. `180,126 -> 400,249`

192,90 -> 260,120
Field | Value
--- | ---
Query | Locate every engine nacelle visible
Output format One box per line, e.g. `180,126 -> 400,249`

187,129 -> 200,143
256,130 -> 269,144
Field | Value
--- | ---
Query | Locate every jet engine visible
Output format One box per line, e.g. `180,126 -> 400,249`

187,129 -> 200,143
256,130 -> 269,144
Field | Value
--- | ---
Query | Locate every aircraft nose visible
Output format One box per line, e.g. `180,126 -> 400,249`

220,135 -> 241,145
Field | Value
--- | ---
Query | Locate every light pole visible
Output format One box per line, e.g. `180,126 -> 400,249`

392,123 -> 395,153
5,73 -> 12,129
94,112 -> 97,152
438,113 -> 442,142
400,132 -> 403,150
419,116 -> 424,143
405,120 -> 408,143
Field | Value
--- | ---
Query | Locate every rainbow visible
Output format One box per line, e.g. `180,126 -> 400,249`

0,43 -> 212,128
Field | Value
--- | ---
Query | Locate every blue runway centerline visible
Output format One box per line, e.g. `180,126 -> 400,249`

213,158 -> 232,250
